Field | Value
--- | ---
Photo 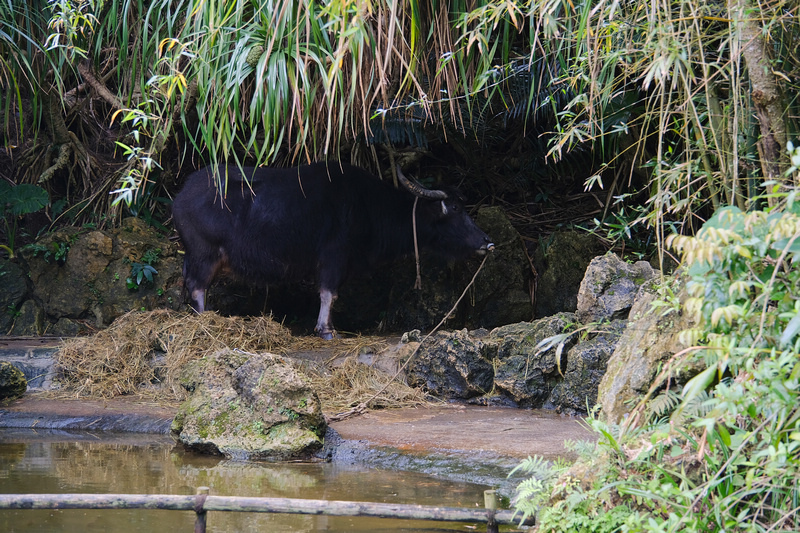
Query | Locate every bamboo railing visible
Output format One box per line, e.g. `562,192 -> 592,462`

0,488 -> 534,533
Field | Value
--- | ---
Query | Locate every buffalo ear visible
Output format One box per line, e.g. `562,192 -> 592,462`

440,200 -> 448,215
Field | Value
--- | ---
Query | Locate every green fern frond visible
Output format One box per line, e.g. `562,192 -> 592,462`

647,389 -> 682,418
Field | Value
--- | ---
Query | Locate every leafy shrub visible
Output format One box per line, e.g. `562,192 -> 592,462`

126,248 -> 160,290
127,262 -> 157,290
512,198 -> 800,532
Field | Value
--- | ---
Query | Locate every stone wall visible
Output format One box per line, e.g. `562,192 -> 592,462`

2,217 -> 183,335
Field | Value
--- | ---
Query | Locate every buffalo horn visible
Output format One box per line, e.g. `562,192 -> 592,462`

396,165 -> 448,200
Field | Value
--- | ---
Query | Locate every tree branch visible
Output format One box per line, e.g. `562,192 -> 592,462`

77,62 -> 124,111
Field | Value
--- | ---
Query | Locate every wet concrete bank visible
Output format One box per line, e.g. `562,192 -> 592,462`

331,404 -> 591,459
0,395 -> 176,433
327,404 -> 593,495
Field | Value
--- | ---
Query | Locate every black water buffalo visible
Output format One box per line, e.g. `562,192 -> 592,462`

172,161 -> 494,338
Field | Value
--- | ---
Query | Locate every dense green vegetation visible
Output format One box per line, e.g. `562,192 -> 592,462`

6,0 -> 570,221
512,162 -> 800,531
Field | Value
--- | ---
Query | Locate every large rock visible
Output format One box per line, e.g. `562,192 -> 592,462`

22,217 -> 183,327
545,320 -> 626,413
534,231 -> 603,318
6,300 -> 44,336
401,311 -> 626,412
577,254 -> 657,323
0,361 -> 27,400
598,279 -> 696,424
486,313 -> 576,407
171,349 -> 326,460
396,253 -> 662,413
465,207 -> 534,327
405,329 -> 494,399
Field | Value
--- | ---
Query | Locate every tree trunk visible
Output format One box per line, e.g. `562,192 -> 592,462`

735,0 -> 791,186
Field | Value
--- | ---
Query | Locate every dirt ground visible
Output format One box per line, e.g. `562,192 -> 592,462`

332,403 -> 592,459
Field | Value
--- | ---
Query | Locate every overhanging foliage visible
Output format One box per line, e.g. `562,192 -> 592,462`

0,0 -> 798,240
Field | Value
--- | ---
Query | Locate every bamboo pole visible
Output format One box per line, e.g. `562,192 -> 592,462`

0,492 -> 534,526
484,489 -> 498,533
194,486 -> 209,533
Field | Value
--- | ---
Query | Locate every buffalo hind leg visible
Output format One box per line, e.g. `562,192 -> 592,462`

315,288 -> 337,340
184,271 -> 208,313
190,288 -> 207,312
183,252 -> 226,314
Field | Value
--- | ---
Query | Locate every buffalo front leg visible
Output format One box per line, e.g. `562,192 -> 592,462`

315,288 -> 337,340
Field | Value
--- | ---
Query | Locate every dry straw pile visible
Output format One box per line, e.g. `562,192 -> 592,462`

56,310 -> 292,399
55,310 -> 430,412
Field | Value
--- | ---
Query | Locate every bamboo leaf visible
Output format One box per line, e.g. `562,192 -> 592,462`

681,364 -> 717,402
779,313 -> 800,348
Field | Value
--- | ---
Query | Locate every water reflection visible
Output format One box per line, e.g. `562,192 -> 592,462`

0,430 -> 491,532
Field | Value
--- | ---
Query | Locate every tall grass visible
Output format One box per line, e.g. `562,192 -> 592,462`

2,0 -> 798,224
3,1 -> 552,213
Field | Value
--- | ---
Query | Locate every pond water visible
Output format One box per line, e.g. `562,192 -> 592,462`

0,429 -> 498,533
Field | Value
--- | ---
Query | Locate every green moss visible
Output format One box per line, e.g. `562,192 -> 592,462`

280,407 -> 299,421
211,411 -> 230,436
195,416 -> 210,439
171,411 -> 184,432
0,362 -> 27,401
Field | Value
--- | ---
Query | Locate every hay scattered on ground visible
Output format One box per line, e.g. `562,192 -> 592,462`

288,334 -> 390,359
56,310 -> 292,399
306,356 -> 432,414
54,310 -> 434,412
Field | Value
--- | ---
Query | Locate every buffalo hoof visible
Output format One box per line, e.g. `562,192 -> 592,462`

317,329 -> 335,340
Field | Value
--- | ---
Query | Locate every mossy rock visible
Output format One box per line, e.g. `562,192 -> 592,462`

0,361 -> 27,400
404,329 -> 494,399
23,217 -> 183,327
597,278 -> 700,424
533,231 -> 604,318
545,320 -> 626,413
485,313 -> 577,407
0,258 -> 28,334
171,349 -> 326,461
576,253 -> 657,323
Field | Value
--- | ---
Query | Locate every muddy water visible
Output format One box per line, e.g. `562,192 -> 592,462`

0,429 -> 496,533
